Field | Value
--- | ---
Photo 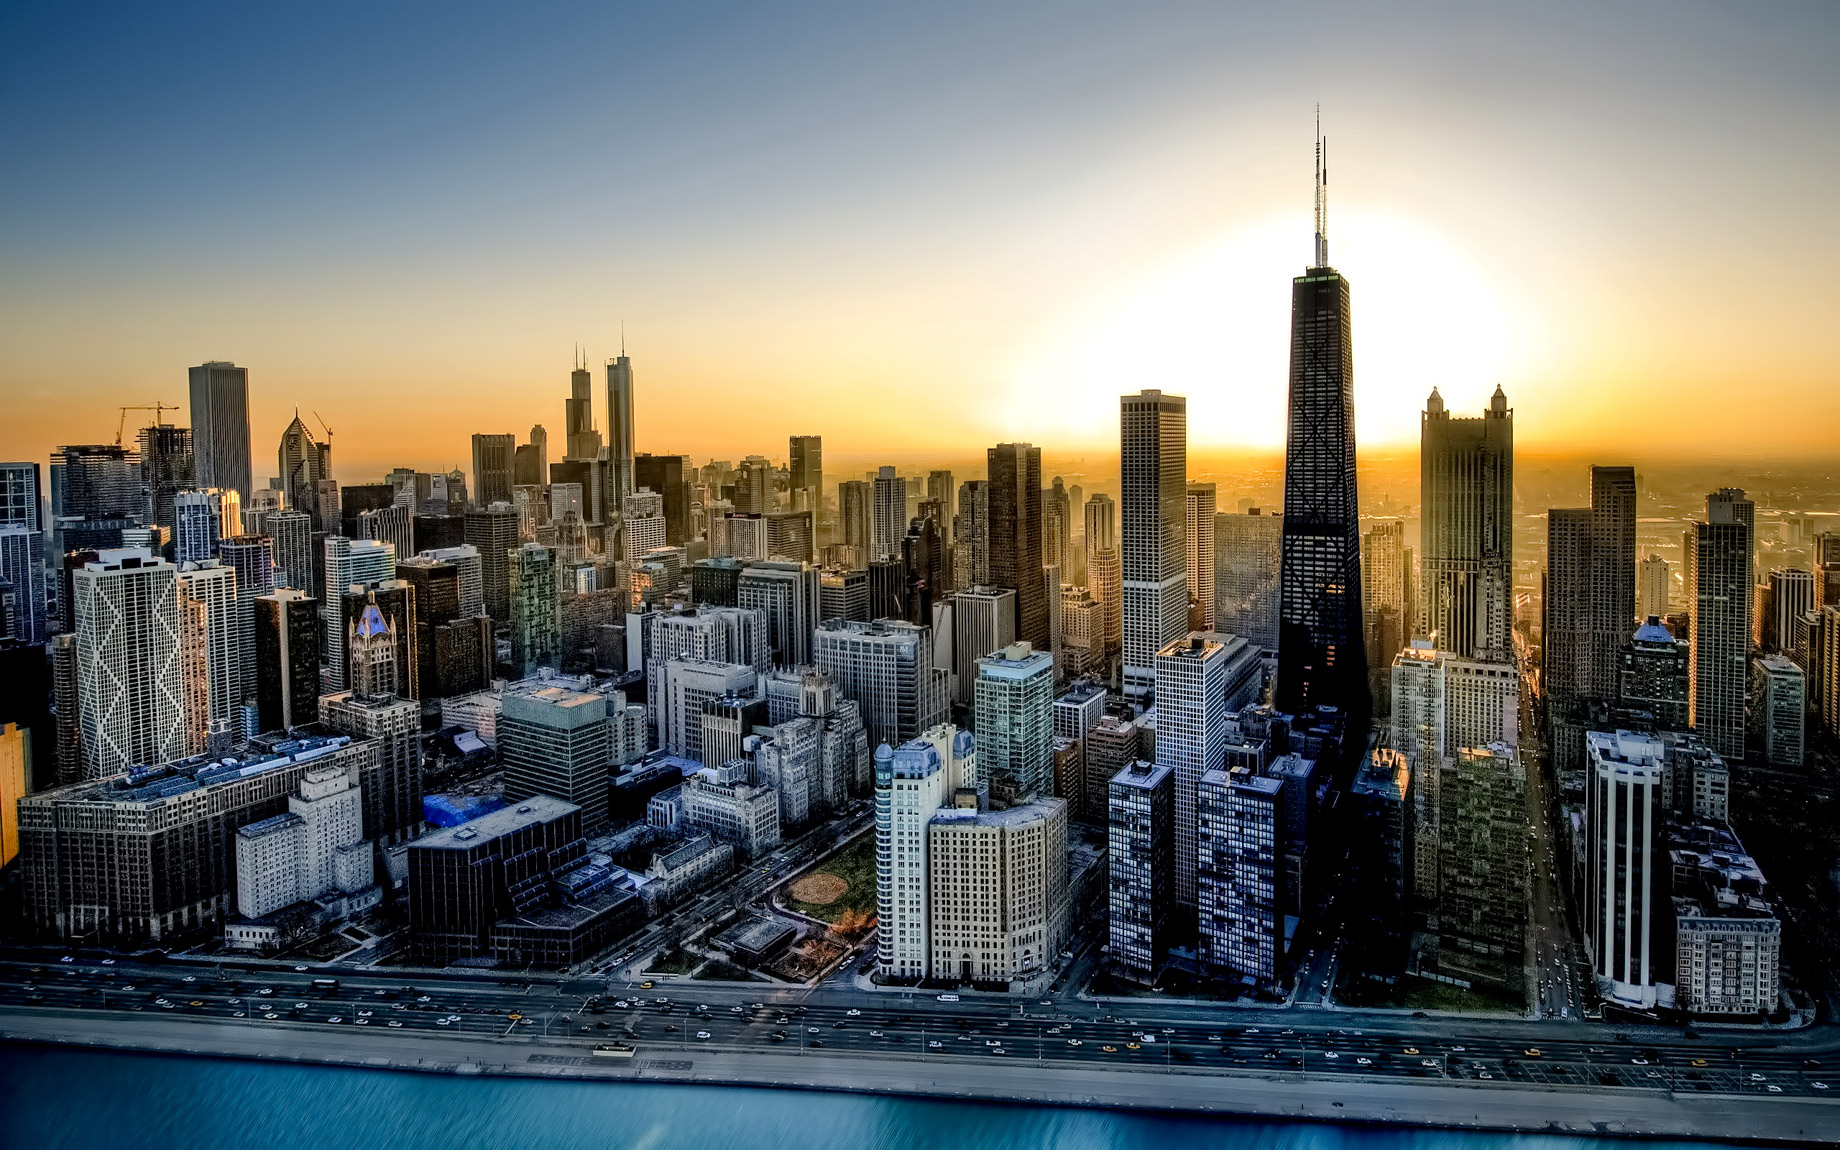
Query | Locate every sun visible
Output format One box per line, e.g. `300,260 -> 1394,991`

1001,210 -> 1533,449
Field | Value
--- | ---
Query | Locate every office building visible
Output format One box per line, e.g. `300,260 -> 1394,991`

188,362 -> 253,502
988,443 -> 1048,650
264,510 -> 314,594
500,686 -> 614,831
927,793 -> 1068,984
683,760 -> 781,859
254,589 -> 318,731
634,454 -> 690,544
0,461 -> 43,529
173,488 -> 232,563
605,354 -> 636,522
1750,654 -> 1804,769
869,466 -> 906,561
1362,518 -> 1408,712
1082,715 -> 1139,823
657,659 -> 758,762
19,732 -> 390,942
949,585 -> 1017,706
972,641 -> 1054,798
320,536 -> 395,688
407,795 -> 642,967
1585,729 -> 1664,1008
508,543 -> 560,677
788,434 -> 821,513
1544,505 -> 1594,715
276,415 -> 331,532
464,503 -> 519,620
812,618 -> 949,749
818,565 -> 869,624
232,763 -> 372,921
1419,386 -> 1514,661
736,561 -> 822,667
952,480 -> 989,591
1763,567 -> 1813,654
874,727 -> 977,979
1106,758 -> 1173,984
0,723 -> 25,864
71,549 -> 186,778
1155,635 -> 1229,907
1277,176 -> 1366,726
1185,482 -> 1217,631
1197,767 -> 1283,986
1120,393 -> 1187,697
701,693 -> 768,769
1688,489 -> 1754,760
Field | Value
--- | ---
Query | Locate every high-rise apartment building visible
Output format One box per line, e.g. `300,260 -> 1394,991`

1120,393 -> 1187,697
1361,517 -> 1407,713
1688,489 -> 1754,760
0,525 -> 47,644
1197,766 -> 1283,986
1185,482 -> 1217,631
1347,748 -> 1411,978
988,444 -> 1048,650
1544,506 -> 1594,714
1106,758 -> 1173,984
176,560 -> 243,748
873,727 -> 977,980
1155,634 -> 1229,907
871,467 -> 906,562
1763,567 -> 1814,653
1620,616 -> 1690,731
1585,729 -> 1663,1008
1419,387 -> 1514,661
1436,744 -> 1526,991
266,510 -> 314,593
188,362 -> 253,503
1750,654 -> 1804,769
972,641 -> 1055,797
926,793 -> 1068,984
72,549 -> 186,777
1638,554 -> 1670,622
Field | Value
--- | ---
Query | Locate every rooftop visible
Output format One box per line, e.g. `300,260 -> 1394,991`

411,794 -> 578,850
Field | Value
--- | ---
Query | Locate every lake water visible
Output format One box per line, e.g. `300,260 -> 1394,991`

0,1044 -> 1735,1150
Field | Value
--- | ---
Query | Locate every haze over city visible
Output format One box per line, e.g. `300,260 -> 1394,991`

5,2 -> 1839,476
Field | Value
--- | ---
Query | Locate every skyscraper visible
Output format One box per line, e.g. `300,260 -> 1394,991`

1197,766 -> 1284,986
176,560 -> 244,749
607,354 -> 637,520
871,466 -> 906,562
1544,507 -> 1594,713
501,686 -> 614,832
508,543 -> 560,677
1361,517 -> 1407,713
972,641 -> 1055,797
1276,145 -> 1366,726
277,414 -> 331,532
952,480 -> 990,590
1155,634 -> 1229,907
1420,386 -> 1514,662
1185,482 -> 1216,631
267,511 -> 315,595
812,618 -> 950,749
471,433 -> 516,508
1638,554 -> 1670,622
788,435 -> 821,513
464,503 -> 519,620
137,423 -> 195,531
1589,466 -> 1638,700
188,361 -> 253,503
1120,392 -> 1187,698
72,549 -> 186,777
1106,758 -> 1174,984
1689,489 -> 1754,759
988,444 -> 1048,650
1585,729 -> 1663,1009
254,589 -> 319,731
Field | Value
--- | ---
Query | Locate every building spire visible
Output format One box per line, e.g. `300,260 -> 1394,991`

1313,105 -> 1329,268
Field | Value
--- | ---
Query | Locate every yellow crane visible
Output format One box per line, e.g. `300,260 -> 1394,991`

116,401 -> 178,446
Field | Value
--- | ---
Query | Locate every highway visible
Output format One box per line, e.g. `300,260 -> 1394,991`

4,953 -> 1838,1103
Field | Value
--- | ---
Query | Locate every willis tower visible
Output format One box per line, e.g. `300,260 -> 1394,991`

1276,116 -> 1369,737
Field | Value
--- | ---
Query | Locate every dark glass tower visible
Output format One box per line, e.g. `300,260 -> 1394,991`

987,442 -> 1047,649
1276,130 -> 1368,735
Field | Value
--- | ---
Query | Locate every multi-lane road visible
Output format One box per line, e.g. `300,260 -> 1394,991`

3,953 -> 1837,1103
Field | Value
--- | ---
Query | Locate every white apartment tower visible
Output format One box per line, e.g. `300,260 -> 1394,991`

73,549 -> 186,777
873,727 -> 976,980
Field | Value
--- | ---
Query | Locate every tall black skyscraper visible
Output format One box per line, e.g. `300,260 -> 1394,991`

188,361 -> 253,503
988,442 -> 1047,649
1276,126 -> 1367,732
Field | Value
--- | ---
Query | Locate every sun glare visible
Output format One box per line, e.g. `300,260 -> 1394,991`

1002,210 -> 1529,448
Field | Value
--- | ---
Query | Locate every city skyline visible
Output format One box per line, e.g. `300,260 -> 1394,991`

5,4 -> 1840,474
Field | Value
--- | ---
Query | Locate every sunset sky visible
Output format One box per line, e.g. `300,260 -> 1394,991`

3,2 -> 1836,481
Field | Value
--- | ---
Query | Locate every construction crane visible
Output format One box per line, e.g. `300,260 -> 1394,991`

312,410 -> 334,444
116,401 -> 178,447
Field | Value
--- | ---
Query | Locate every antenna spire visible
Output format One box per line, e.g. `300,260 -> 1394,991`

1313,105 -> 1328,268
621,320 -> 626,358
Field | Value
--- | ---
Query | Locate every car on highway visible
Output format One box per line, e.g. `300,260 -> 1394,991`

1066,1039 -> 1082,1047
696,1031 -> 711,1040
928,1041 -> 944,1050
1100,1045 -> 1117,1054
